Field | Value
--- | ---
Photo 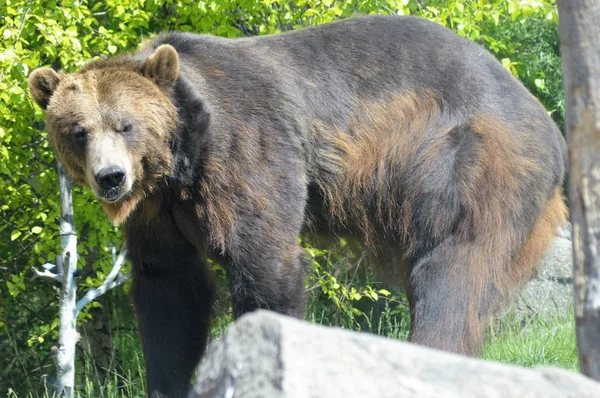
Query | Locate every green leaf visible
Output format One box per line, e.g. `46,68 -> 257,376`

10,230 -> 21,241
534,78 -> 546,90
351,307 -> 363,315
31,226 -> 43,234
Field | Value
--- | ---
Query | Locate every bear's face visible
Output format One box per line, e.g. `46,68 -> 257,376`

29,45 -> 180,224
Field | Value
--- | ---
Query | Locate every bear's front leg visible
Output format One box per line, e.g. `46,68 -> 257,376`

223,243 -> 308,319
125,202 -> 219,398
213,198 -> 308,319
133,260 -> 215,398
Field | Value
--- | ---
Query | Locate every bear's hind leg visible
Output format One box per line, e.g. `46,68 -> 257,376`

408,237 -> 505,356
408,189 -> 566,356
133,260 -> 215,398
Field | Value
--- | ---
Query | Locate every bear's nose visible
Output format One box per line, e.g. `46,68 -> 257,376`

95,166 -> 126,190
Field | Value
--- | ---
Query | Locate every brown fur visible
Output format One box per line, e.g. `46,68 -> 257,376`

28,68 -> 62,110
141,44 -> 179,87
319,92 -> 546,249
322,92 -> 445,244
307,91 -> 567,355
33,62 -> 179,225
510,188 -> 568,290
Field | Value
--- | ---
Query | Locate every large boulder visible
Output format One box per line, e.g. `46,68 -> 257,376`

502,230 -> 573,322
189,310 -> 598,398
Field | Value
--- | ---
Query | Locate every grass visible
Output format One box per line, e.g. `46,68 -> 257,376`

5,311 -> 580,398
482,312 -> 578,371
76,330 -> 147,398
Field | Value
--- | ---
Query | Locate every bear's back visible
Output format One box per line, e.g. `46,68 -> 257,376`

146,16 -> 564,169
147,16 -> 554,130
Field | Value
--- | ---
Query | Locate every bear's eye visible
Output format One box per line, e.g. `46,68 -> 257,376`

119,121 -> 133,134
71,125 -> 88,143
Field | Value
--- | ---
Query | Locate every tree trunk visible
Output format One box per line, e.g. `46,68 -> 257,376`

557,0 -> 600,381
54,160 -> 78,397
35,162 -> 129,395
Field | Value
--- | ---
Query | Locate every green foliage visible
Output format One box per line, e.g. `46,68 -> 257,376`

483,311 -> 578,371
304,240 -> 409,335
0,0 -> 564,395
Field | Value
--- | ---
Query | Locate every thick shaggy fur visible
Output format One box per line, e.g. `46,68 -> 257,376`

29,15 -> 567,397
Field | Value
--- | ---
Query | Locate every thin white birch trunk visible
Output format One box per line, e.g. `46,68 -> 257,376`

33,161 -> 128,396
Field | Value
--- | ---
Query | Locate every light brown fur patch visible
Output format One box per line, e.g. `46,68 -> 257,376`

42,64 -> 179,225
318,91 -> 446,243
510,188 -> 568,291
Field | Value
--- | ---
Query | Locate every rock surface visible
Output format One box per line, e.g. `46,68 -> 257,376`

504,234 -> 573,322
189,310 -> 598,398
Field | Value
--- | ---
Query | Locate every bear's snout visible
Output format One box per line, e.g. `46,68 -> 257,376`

84,133 -> 135,204
95,165 -> 126,191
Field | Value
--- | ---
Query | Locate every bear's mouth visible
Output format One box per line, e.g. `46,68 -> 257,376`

99,188 -> 124,203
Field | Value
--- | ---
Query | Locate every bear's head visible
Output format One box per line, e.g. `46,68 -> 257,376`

28,45 -> 180,225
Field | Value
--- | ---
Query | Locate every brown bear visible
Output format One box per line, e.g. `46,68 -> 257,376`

29,15 -> 567,398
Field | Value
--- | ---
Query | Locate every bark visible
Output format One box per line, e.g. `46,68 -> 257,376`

34,162 -> 128,395
52,161 -> 78,396
557,0 -> 600,381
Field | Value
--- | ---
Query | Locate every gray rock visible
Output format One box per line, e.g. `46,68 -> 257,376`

558,223 -> 572,241
189,310 -> 599,398
505,236 -> 574,322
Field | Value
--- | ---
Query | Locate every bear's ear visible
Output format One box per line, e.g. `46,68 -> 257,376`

142,44 -> 179,86
28,68 -> 61,110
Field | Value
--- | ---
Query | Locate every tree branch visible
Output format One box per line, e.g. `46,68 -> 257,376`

75,247 -> 129,314
32,263 -> 61,281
